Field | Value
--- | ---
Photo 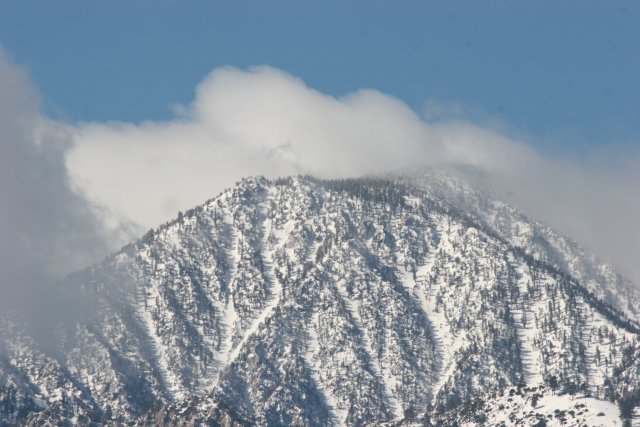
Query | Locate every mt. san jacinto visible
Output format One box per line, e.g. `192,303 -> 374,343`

1,172 -> 640,426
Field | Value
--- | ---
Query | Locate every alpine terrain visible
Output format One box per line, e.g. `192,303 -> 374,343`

1,172 -> 640,426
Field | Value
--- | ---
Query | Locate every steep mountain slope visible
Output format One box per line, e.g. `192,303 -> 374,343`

1,174 -> 640,426
413,170 -> 640,320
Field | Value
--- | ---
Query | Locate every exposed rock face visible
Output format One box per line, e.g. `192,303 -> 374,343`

1,174 -> 639,425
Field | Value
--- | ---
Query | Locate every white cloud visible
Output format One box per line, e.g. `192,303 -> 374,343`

69,66 -> 440,227
65,66 -> 640,284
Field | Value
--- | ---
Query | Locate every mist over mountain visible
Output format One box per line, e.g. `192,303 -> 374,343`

1,173 -> 639,426
68,66 -> 640,286
0,48 -> 114,322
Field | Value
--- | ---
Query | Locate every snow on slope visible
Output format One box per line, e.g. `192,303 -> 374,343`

2,173 -> 640,426
384,386 -> 622,426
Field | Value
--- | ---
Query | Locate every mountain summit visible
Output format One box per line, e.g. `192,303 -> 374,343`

1,174 -> 640,426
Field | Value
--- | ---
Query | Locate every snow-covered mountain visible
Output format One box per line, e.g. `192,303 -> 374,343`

1,173 -> 640,426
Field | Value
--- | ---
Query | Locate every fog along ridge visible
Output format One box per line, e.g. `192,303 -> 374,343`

2,174 -> 640,426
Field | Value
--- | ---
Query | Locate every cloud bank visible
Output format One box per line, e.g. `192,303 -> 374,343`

69,67 -> 440,229
1,58 -> 635,287
0,49 -> 113,311
68,66 -> 640,284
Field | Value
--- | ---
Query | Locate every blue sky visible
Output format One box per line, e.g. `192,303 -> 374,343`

1,1 -> 638,151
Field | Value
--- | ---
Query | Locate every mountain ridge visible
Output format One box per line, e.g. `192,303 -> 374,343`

1,173 -> 640,425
